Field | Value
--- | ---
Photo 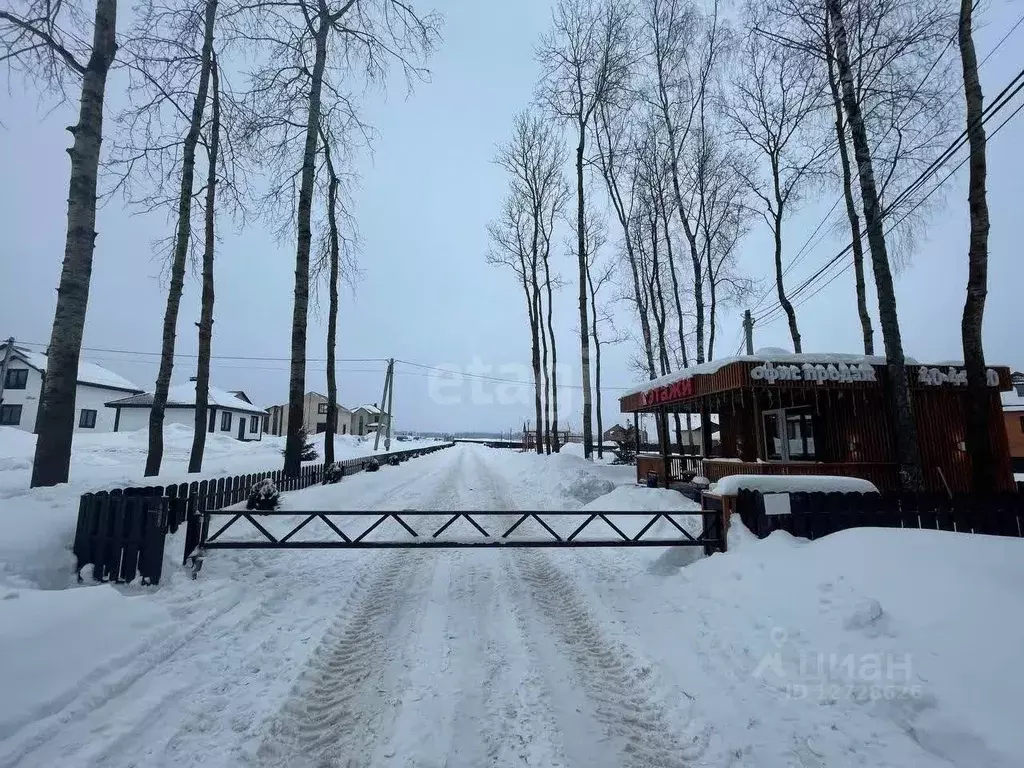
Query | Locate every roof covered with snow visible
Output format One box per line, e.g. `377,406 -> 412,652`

9,345 -> 142,393
353,404 -> 383,414
622,352 -> 901,398
709,474 -> 880,495
106,384 -> 268,414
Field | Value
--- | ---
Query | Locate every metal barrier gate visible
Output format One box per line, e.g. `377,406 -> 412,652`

184,508 -> 727,570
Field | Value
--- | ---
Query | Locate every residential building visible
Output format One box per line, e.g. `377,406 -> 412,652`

1001,371 -> 1024,473
350,404 -> 390,437
0,341 -> 143,433
106,384 -> 267,441
265,392 -> 354,437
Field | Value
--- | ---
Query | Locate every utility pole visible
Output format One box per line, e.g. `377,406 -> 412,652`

373,358 -> 394,451
742,310 -> 755,355
0,337 -> 15,406
384,357 -> 395,451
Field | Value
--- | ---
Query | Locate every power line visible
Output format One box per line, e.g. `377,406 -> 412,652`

754,62 -> 1024,327
749,15 -> 1024,315
757,88 -> 1024,328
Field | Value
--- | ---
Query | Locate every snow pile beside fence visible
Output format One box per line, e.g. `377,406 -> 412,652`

673,524 -> 1024,767
711,474 -> 879,496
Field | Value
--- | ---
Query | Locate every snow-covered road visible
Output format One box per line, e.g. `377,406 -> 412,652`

3,443 -> 1023,768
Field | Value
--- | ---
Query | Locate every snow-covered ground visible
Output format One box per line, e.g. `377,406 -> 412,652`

0,425 -> 445,590
1,442 -> 1022,767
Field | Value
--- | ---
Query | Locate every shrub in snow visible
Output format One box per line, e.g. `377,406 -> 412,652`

280,426 -> 319,462
611,438 -> 637,465
246,478 -> 280,511
323,462 -> 344,484
387,455 -> 401,466
364,458 -> 380,472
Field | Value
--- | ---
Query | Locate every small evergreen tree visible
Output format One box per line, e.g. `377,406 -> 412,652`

282,425 -> 319,462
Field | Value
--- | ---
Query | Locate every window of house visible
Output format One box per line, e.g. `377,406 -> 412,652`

4,368 -> 27,390
342,423 -> 347,435
221,411 -> 232,431
0,404 -> 22,426
359,416 -> 364,435
250,417 -> 257,433
1019,415 -> 1024,434
318,402 -> 328,414
79,409 -> 97,429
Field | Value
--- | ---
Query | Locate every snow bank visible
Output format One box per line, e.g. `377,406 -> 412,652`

0,584 -> 172,735
711,473 -> 879,495
671,526 -> 1024,767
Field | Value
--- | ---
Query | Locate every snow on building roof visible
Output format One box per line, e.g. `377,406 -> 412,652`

1001,388 -> 1024,411
10,345 -> 142,393
106,384 -> 268,414
353,404 -> 383,414
710,474 -> 880,495
622,350 -> 928,398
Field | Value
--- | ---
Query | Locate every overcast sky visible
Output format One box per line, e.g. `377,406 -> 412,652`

1,0 -> 1022,434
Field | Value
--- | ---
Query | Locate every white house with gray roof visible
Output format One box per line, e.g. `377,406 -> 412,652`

105,384 -> 268,441
0,341 -> 143,433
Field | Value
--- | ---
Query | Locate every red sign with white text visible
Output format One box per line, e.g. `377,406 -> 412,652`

639,378 -> 694,407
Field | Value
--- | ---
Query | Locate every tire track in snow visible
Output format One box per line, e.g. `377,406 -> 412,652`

251,549 -> 433,767
510,549 -> 713,768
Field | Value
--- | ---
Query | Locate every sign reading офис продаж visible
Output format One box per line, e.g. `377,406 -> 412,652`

747,361 -> 1000,387
750,361 -> 877,384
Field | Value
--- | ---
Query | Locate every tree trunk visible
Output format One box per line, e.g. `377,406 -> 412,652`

30,0 -> 118,488
323,136 -> 341,468
531,291 -> 543,456
537,272 -> 551,454
650,217 -> 670,375
542,239 -> 560,453
188,56 -> 220,475
576,127 -> 594,459
706,252 -> 718,360
958,0 -> 994,492
661,205 -> 687,453
284,13 -> 329,476
771,191 -> 801,353
825,10 -> 873,355
587,266 -> 603,459
828,0 -> 923,491
145,0 -> 218,477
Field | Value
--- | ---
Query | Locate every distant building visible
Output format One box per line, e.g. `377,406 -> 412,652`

0,341 -> 143,433
1001,372 -> 1024,473
350,403 -> 390,437
106,384 -> 267,441
264,393 -> 354,437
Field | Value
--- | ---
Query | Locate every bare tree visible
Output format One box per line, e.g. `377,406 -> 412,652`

321,128 -> 342,467
239,0 -> 441,474
827,0 -> 923,490
643,0 -> 722,364
584,217 -> 616,459
594,102 -> 658,379
487,194 -> 543,449
727,22 -> 827,353
188,56 -> 221,474
537,0 -> 633,459
125,0 -> 221,477
3,0 -> 118,486
957,0 -> 993,492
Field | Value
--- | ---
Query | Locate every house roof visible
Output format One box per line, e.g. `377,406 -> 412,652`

6,344 -> 142,393
106,383 -> 268,414
353,404 -> 383,414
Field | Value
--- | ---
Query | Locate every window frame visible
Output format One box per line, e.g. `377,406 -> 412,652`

250,416 -> 258,433
221,411 -> 232,431
0,404 -> 22,426
78,408 -> 97,429
317,402 -> 328,414
762,407 -> 817,462
3,368 -> 28,390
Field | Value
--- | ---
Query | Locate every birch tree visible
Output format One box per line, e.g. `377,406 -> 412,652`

957,0 -> 993,492
239,0 -> 440,474
2,0 -> 118,487
537,0 -> 633,459
727,23 -> 827,353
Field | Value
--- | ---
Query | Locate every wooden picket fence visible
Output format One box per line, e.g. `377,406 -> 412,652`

73,442 -> 454,585
734,489 -> 1024,541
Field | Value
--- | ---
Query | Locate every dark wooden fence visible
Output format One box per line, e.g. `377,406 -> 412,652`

73,442 -> 454,585
735,489 -> 1024,541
